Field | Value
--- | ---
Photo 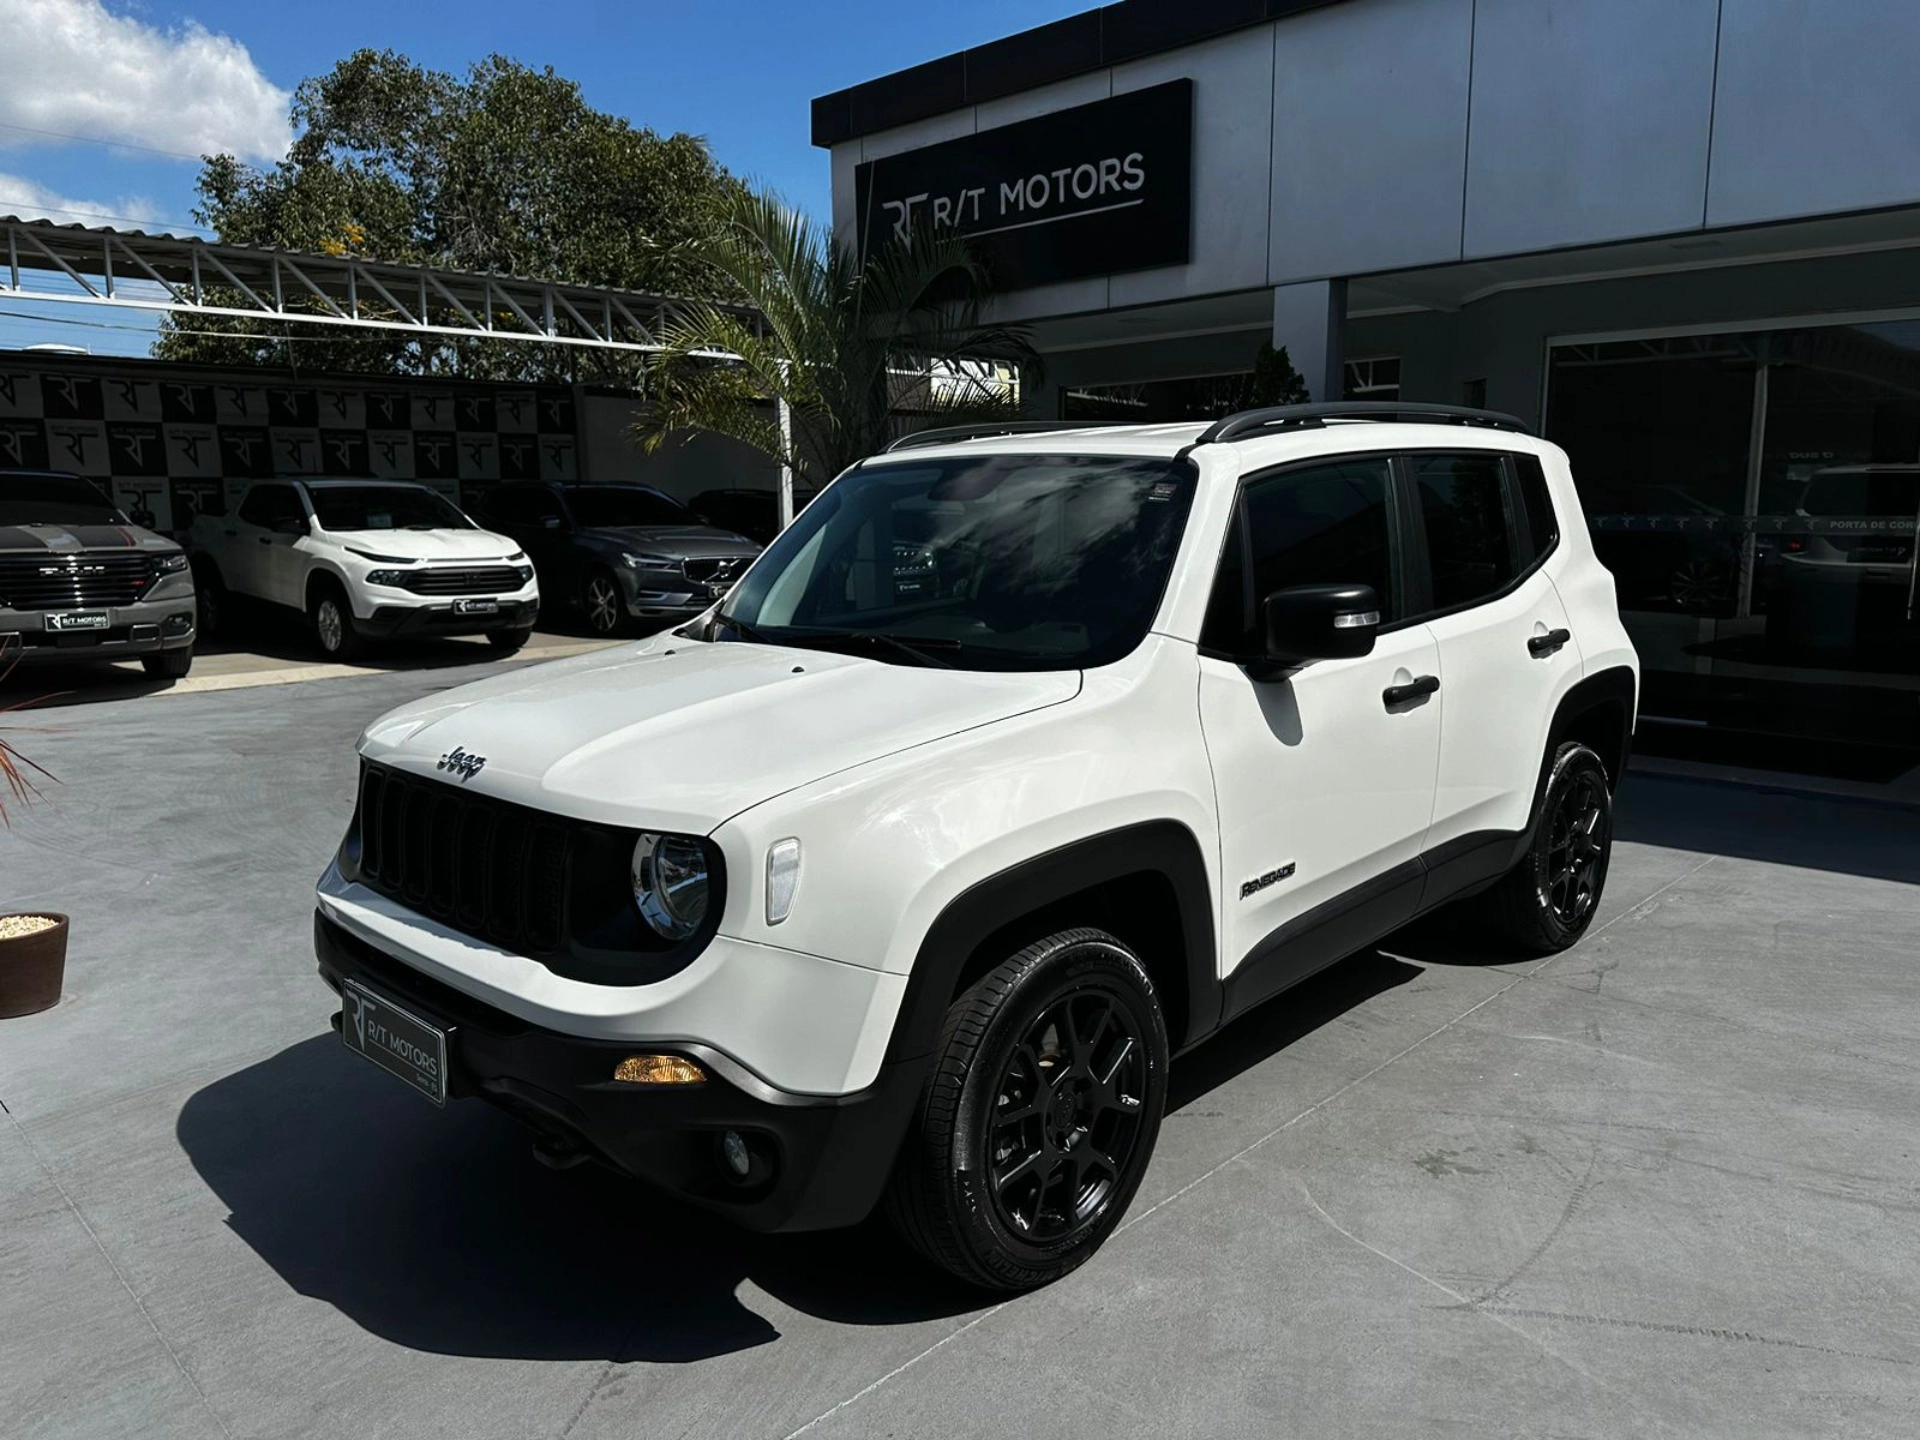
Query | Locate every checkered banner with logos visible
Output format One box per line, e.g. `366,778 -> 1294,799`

0,363 -> 580,532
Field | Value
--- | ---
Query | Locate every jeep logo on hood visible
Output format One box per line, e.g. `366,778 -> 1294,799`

437,746 -> 487,783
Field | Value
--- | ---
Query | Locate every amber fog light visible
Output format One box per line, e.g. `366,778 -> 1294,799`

611,1053 -> 706,1085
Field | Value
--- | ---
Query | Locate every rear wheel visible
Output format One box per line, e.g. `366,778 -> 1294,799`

310,582 -> 364,660
885,928 -> 1168,1291
581,567 -> 624,637
1481,741 -> 1613,954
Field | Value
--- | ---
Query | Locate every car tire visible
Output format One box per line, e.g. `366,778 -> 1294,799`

194,566 -> 225,641
581,567 -> 625,638
140,648 -> 193,680
1481,741 -> 1614,955
486,629 -> 531,654
310,581 -> 364,660
885,928 -> 1169,1291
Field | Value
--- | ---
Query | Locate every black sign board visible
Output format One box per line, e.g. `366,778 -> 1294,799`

855,79 -> 1193,292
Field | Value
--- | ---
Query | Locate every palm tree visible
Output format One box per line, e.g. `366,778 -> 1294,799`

634,192 -> 1037,519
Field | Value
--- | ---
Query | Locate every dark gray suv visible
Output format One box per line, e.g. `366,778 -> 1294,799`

469,483 -> 760,636
0,470 -> 196,677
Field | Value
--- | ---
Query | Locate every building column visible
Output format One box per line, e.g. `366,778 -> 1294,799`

1272,279 -> 1348,402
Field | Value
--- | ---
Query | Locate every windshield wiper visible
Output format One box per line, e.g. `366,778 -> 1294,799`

801,630 -> 960,669
712,612 -> 773,644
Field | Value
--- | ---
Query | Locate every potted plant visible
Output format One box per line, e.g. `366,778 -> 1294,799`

0,644 -> 63,1019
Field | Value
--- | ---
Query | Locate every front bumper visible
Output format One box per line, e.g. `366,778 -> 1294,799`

314,912 -> 923,1232
357,598 -> 539,639
616,567 -> 737,618
0,596 -> 195,662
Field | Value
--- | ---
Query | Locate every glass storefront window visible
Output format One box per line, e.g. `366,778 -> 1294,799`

1546,320 -> 1920,772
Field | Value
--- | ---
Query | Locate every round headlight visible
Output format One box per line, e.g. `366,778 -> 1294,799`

632,832 -> 710,940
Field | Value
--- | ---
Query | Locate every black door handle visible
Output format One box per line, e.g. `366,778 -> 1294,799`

1529,627 -> 1571,657
1383,674 -> 1440,708
257,536 -> 273,545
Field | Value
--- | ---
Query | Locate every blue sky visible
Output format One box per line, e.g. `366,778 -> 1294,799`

0,0 -> 1086,353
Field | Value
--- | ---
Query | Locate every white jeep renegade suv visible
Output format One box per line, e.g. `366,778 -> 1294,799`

315,404 -> 1637,1290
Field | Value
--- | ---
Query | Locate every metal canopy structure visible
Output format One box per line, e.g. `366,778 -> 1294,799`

0,215 -> 755,354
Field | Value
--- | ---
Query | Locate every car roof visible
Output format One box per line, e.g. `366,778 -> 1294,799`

287,477 -> 440,490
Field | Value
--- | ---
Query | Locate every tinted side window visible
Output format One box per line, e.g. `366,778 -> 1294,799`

238,484 -> 299,527
1201,458 -> 1397,654
1512,453 -> 1559,556
1411,453 -> 1520,611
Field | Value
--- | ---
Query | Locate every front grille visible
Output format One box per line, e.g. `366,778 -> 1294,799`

0,553 -> 155,610
682,556 -> 747,586
389,566 -> 528,596
354,762 -> 570,954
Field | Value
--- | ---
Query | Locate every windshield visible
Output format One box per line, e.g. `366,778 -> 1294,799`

1801,470 -> 1920,519
713,454 -> 1197,671
308,484 -> 471,531
0,471 -> 123,526
568,487 -> 696,529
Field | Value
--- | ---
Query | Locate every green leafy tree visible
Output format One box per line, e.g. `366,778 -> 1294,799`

634,192 -> 1038,492
154,50 -> 747,382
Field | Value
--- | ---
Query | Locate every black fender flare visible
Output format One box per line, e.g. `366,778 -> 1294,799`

883,819 -> 1220,1067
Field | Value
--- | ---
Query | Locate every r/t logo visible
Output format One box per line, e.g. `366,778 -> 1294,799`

0,430 -> 24,464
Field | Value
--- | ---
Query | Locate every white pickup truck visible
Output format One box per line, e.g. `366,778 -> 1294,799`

189,478 -> 539,658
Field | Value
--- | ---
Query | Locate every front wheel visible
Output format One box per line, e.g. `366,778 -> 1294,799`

310,583 -> 364,660
141,648 -> 193,680
885,928 -> 1169,1291
581,567 -> 625,637
1480,741 -> 1614,954
486,629 -> 530,654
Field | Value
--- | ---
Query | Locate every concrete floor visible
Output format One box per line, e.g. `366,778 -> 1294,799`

2,659 -> 1917,1439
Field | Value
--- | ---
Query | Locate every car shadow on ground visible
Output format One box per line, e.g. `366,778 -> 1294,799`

176,1035 -> 984,1364
180,952 -> 1434,1362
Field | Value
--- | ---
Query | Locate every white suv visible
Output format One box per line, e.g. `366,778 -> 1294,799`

314,405 -> 1637,1290
190,479 -> 539,658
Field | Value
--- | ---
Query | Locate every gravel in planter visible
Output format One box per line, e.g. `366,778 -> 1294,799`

0,915 -> 59,941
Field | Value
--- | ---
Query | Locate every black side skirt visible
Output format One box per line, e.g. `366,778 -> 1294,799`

1220,828 -> 1524,1023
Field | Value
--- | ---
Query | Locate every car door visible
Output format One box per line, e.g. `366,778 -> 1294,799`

229,483 -> 298,601
481,486 -> 571,592
1197,455 -> 1443,1013
254,483 -> 313,609
1406,449 -> 1579,865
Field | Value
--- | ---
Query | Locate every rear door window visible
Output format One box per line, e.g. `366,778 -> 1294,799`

1408,453 -> 1524,614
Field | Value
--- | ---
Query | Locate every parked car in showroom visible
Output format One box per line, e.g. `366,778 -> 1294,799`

467,482 -> 759,636
314,405 -> 1637,1291
189,479 -> 537,659
0,468 -> 196,677
1765,464 -> 1920,654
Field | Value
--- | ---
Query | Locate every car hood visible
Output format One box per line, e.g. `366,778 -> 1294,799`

322,527 -> 520,561
358,634 -> 1081,833
577,525 -> 760,559
0,521 -> 179,555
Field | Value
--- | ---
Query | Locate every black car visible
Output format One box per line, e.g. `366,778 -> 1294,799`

689,487 -> 818,545
469,483 -> 760,636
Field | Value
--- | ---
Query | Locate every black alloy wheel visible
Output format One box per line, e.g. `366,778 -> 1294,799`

886,928 -> 1169,1291
985,988 -> 1150,1243
1481,741 -> 1614,954
1544,765 -> 1608,929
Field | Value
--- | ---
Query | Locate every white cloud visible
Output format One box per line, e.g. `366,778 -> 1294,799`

0,170 -> 169,230
0,0 -> 289,165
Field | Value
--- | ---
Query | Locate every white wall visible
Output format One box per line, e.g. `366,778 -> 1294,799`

827,0 -> 1920,299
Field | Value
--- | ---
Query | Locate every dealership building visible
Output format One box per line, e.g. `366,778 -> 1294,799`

816,0 -> 1920,785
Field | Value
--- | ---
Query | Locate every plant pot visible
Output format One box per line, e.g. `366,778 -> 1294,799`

0,912 -> 68,1018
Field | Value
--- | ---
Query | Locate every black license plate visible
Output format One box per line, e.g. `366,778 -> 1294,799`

341,978 -> 449,1105
46,610 -> 108,632
453,598 -> 499,615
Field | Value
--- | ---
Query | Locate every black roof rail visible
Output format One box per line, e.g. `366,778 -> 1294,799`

1192,402 -> 1532,446
882,420 -> 1117,453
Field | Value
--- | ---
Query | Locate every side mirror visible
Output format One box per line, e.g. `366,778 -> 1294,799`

1255,583 -> 1381,675
272,516 -> 309,537
541,516 -> 564,530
